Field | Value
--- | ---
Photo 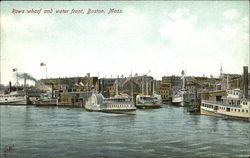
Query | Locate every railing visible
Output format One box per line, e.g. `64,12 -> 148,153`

202,100 -> 241,107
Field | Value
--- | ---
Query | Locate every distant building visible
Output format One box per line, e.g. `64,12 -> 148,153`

156,80 -> 171,102
59,91 -> 93,107
160,76 -> 181,99
229,73 -> 250,90
35,74 -> 98,93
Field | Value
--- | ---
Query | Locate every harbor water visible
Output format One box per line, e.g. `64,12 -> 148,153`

0,104 -> 249,158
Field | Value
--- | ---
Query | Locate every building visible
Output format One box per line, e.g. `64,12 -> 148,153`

156,80 -> 171,102
35,74 -> 98,93
160,76 -> 181,100
58,91 -> 93,107
229,74 -> 250,90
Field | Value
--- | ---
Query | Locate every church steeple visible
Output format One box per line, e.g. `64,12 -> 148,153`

220,63 -> 223,76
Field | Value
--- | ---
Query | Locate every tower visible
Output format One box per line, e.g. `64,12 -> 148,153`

220,64 -> 223,76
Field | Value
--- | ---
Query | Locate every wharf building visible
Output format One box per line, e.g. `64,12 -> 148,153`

156,76 -> 182,102
157,75 -> 223,103
36,73 -> 98,93
35,73 -> 98,106
229,74 -> 250,92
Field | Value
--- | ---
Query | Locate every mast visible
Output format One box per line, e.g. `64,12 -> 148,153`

116,76 -> 119,96
142,77 -> 144,95
131,74 -> 134,102
226,74 -> 229,90
152,80 -> 155,94
16,71 -> 19,91
24,73 -> 27,94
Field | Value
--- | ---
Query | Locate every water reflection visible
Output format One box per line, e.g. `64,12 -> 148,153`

0,105 -> 249,158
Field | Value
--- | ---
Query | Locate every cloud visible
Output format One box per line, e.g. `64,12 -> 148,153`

223,9 -> 239,20
1,4 -> 249,84
1,14 -> 54,35
159,8 -> 249,76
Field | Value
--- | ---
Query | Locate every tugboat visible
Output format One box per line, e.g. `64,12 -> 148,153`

84,93 -> 136,114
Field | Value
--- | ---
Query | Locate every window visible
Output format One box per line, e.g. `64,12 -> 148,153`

246,110 -> 248,113
242,109 -> 244,112
238,109 -> 240,112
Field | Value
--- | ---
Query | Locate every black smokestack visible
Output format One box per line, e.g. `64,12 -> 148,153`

24,74 -> 27,93
243,66 -> 248,98
51,83 -> 54,98
9,81 -> 11,93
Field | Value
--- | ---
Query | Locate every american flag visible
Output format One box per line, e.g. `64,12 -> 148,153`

40,62 -> 46,66
12,68 -> 17,72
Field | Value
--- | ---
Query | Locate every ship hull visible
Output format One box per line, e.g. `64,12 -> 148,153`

101,109 -> 136,114
201,105 -> 250,122
201,108 -> 250,122
172,100 -> 188,106
0,99 -> 27,105
136,103 -> 162,109
85,106 -> 136,114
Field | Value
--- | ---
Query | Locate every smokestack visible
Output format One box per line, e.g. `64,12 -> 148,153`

243,66 -> 248,98
24,74 -> 27,93
51,83 -> 54,98
9,81 -> 12,93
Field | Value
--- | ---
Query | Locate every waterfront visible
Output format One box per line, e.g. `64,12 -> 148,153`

0,105 -> 249,158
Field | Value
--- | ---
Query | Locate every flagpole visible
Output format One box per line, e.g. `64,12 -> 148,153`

131,73 -> 133,102
16,71 -> 18,90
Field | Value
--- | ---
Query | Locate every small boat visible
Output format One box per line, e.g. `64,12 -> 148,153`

85,93 -> 136,114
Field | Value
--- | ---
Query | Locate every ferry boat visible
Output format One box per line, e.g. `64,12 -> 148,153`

201,89 -> 250,122
135,94 -> 162,109
0,91 -> 28,105
85,93 -> 136,114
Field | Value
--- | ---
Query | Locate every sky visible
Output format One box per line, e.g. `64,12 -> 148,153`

1,1 -> 249,85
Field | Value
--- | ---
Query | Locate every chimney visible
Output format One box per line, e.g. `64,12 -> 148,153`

9,81 -> 12,93
51,83 -> 54,98
243,66 -> 248,98
24,74 -> 27,93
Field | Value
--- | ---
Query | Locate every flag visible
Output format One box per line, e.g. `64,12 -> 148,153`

12,68 -> 17,72
40,62 -> 46,66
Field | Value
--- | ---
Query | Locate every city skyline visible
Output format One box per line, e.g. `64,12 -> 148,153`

1,1 -> 249,85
